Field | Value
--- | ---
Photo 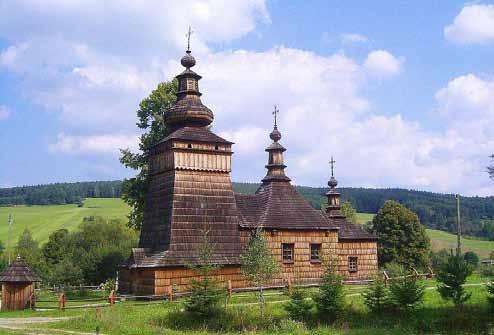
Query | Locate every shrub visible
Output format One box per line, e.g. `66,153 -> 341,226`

389,270 -> 425,310
436,253 -> 472,307
284,287 -> 313,321
313,263 -> 345,322
362,276 -> 391,314
463,251 -> 479,268
480,264 -> 494,278
487,279 -> 494,308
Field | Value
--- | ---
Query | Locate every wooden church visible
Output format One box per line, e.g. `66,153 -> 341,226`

118,46 -> 377,295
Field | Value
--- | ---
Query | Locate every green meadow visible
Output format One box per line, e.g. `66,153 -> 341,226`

0,198 -> 129,244
0,198 -> 493,258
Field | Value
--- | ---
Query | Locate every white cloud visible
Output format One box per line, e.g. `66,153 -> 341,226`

444,4 -> 494,45
49,133 -> 139,155
0,105 -> 10,120
364,50 -> 404,78
0,1 -> 492,196
340,33 -> 368,44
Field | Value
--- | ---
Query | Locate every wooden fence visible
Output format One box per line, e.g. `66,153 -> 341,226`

26,268 -> 436,311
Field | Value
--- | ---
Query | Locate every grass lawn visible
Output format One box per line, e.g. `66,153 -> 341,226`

34,281 -> 493,335
0,198 -> 129,243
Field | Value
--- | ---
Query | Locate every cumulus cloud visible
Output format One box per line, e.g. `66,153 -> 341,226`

444,3 -> 494,45
0,105 -> 10,120
340,33 -> 368,44
364,50 -> 404,77
0,1 -> 492,195
49,133 -> 139,155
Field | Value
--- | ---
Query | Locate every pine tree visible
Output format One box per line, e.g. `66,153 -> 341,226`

184,226 -> 222,319
284,286 -> 313,321
240,226 -> 278,316
436,252 -> 472,307
362,276 -> 390,314
389,270 -> 425,311
313,262 -> 345,322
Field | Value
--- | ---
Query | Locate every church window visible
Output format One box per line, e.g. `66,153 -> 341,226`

282,243 -> 294,263
215,145 -> 219,150
310,244 -> 321,262
348,256 -> 358,272
188,144 -> 192,149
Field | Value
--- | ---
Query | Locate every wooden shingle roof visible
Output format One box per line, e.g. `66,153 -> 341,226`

0,256 -> 41,283
158,127 -> 233,145
236,181 -> 339,230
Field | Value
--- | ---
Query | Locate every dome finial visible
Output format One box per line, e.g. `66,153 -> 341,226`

328,156 -> 338,189
181,26 -> 196,68
269,105 -> 281,142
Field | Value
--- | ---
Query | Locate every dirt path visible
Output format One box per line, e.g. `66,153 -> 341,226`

0,317 -> 101,335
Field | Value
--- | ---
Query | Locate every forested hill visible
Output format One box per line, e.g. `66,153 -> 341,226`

1,180 -> 494,240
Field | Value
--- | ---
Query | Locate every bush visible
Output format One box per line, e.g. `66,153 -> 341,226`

362,276 -> 391,314
431,249 -> 450,271
480,264 -> 494,278
463,251 -> 479,268
389,270 -> 425,310
487,279 -> 494,308
313,264 -> 345,322
284,287 -> 313,321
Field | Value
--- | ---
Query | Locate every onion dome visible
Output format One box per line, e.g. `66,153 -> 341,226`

270,126 -> 282,142
181,50 -> 196,68
328,176 -> 338,189
164,48 -> 214,130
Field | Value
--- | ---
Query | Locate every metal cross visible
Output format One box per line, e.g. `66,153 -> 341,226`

329,156 -> 336,177
273,105 -> 279,127
186,26 -> 194,51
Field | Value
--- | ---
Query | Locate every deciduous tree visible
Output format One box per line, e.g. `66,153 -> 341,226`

372,200 -> 430,269
120,80 -> 178,230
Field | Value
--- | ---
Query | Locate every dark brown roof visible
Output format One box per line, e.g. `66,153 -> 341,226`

330,217 -> 377,241
0,256 -> 41,283
235,181 -> 338,230
158,127 -> 233,145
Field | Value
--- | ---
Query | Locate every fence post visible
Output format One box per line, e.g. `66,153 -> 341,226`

383,271 -> 389,287
58,293 -> 66,311
428,266 -> 435,279
287,277 -> 292,296
227,280 -> 232,299
166,285 -> 173,302
29,291 -> 36,310
108,290 -> 115,306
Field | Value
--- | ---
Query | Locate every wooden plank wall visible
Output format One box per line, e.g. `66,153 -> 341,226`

1,283 -> 33,311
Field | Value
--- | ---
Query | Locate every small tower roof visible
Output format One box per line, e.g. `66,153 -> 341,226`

0,255 -> 41,283
262,106 -> 291,184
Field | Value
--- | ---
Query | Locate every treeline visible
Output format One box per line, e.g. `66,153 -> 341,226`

1,181 -> 494,240
0,181 -> 122,206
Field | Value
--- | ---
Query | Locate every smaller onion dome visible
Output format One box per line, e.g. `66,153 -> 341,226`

181,50 -> 196,69
328,176 -> 338,189
270,126 -> 282,142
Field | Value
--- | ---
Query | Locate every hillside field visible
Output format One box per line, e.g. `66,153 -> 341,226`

0,198 -> 493,257
0,198 -> 129,244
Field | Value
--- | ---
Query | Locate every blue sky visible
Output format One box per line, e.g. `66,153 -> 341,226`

0,1 -> 493,196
